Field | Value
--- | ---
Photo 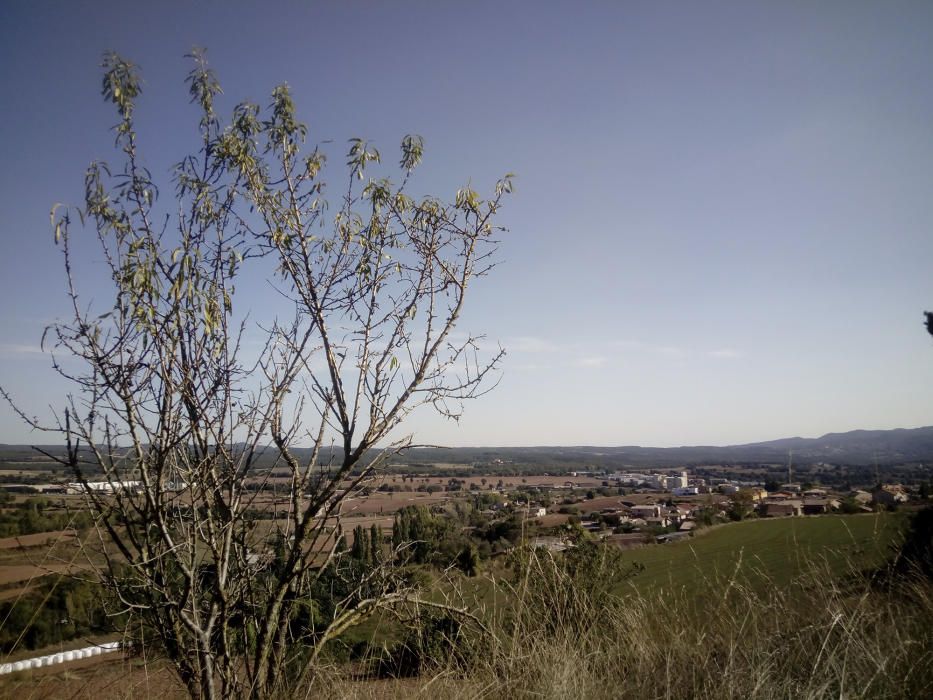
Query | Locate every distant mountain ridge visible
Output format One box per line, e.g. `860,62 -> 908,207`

395,426 -> 933,468
723,427 -> 933,464
3,426 -> 933,468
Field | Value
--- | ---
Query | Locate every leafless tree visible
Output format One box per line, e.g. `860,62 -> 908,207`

3,51 -> 509,699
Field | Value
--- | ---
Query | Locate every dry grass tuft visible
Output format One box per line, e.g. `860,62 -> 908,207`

307,544 -> 933,700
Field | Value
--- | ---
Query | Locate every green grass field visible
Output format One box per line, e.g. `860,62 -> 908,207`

615,512 -> 906,593
383,512 -> 910,638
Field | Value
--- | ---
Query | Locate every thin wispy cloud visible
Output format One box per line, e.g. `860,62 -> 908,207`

512,362 -> 550,372
708,348 -> 743,359
506,337 -> 701,367
506,336 -> 563,354
611,340 -> 689,359
609,339 -> 646,349
574,356 -> 607,368
657,346 -> 687,359
0,343 -> 44,356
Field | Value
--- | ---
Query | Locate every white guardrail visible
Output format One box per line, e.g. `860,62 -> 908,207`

0,641 -> 121,674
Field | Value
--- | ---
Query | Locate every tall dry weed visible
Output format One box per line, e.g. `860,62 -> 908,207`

307,543 -> 933,700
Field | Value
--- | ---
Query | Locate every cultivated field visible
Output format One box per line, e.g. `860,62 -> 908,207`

615,512 -> 904,592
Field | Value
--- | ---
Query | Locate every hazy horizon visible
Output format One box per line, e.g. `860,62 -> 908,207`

2,1 -> 932,446
1,422 -> 931,452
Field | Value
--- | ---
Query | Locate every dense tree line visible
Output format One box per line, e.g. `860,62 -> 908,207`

0,497 -> 92,537
391,504 -> 524,575
0,577 -> 114,652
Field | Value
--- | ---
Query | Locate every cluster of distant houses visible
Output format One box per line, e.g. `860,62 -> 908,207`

740,483 -> 909,517
524,479 -> 914,552
526,500 -> 703,551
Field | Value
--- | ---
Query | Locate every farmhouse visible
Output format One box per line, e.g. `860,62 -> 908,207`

631,504 -> 662,519
746,487 -> 768,502
644,516 -> 670,528
872,485 -> 908,506
760,500 -> 802,517
802,498 -> 840,515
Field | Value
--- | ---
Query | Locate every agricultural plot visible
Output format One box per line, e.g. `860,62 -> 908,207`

615,512 -> 905,593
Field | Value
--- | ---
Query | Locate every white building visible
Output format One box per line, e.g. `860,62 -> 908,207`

67,481 -> 142,495
672,486 -> 699,496
631,504 -> 662,519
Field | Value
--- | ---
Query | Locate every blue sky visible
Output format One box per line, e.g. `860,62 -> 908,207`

1,1 -> 932,447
